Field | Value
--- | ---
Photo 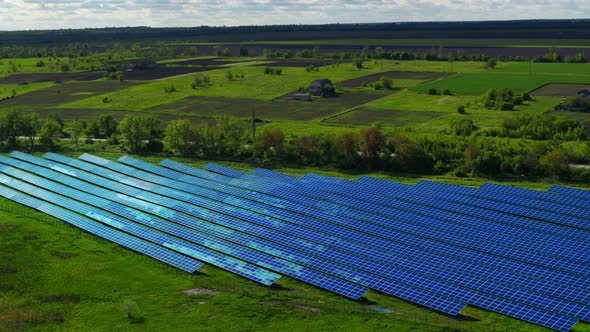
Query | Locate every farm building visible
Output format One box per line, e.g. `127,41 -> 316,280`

308,79 -> 334,96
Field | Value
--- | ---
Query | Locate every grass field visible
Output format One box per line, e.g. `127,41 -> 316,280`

0,82 -> 55,100
0,58 -> 78,78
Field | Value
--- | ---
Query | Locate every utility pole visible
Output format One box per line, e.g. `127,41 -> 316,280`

251,109 -> 256,142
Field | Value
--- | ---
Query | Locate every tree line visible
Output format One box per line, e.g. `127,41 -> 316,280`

0,110 -> 588,182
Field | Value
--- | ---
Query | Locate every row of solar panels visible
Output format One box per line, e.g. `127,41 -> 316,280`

1,152 -> 589,331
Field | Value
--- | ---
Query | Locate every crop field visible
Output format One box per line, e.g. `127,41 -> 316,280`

1,81 -> 142,108
151,91 -> 387,121
0,72 -> 104,84
324,108 -> 442,127
531,83 -> 590,97
412,72 -> 590,95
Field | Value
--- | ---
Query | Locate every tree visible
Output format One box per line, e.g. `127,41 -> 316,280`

354,57 -> 363,69
67,119 -> 84,150
164,119 -> 199,156
541,148 -> 570,179
39,118 -> 62,147
87,114 -> 118,139
359,125 -> 385,161
118,115 -> 157,153
0,109 -> 26,147
21,112 -> 42,150
450,118 -> 476,136
255,128 -> 285,160
222,48 -> 231,57
485,58 -> 497,69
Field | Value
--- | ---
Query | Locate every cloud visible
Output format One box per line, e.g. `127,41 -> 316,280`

0,0 -> 588,30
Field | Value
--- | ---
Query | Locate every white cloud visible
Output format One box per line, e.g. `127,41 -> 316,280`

0,0 -> 588,30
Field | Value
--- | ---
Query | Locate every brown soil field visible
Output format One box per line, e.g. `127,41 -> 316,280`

531,83 -> 590,97
324,108 -> 442,127
0,72 -> 104,84
150,92 -> 387,121
340,71 -> 452,88
0,81 -> 142,108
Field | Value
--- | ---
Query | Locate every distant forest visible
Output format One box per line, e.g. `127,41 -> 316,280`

1,20 -> 590,45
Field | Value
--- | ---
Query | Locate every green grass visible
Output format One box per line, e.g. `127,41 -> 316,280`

501,62 -> 590,75
0,57 -> 76,78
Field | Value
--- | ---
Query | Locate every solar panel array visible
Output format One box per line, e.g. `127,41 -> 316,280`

2,152 -> 589,331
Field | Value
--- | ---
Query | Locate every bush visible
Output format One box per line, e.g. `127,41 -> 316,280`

146,139 -> 164,153
164,85 -> 176,93
513,96 -> 523,105
500,102 -> 514,111
428,88 -> 438,95
522,92 -> 532,101
264,67 -> 282,75
457,105 -> 466,114
226,71 -> 234,80
102,97 -> 111,103
442,89 -> 452,95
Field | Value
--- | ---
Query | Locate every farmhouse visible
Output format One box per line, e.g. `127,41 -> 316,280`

308,79 -> 334,96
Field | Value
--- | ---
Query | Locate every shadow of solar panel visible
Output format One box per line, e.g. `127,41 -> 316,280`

0,184 -> 203,273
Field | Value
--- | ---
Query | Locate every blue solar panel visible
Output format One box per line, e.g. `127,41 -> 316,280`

111,158 -> 585,320
157,159 -> 590,290
549,185 -> 590,200
0,169 -> 280,286
0,183 -> 203,273
204,163 -> 246,178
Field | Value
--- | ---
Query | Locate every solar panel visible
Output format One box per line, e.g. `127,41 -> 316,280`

0,170 -> 280,286
156,159 -> 590,290
0,183 -> 203,273
109,157 -> 590,321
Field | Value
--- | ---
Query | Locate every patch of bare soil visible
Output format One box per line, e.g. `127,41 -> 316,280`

295,305 -> 322,313
182,289 -> 220,296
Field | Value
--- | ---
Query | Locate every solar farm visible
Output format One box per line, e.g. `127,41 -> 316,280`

0,152 -> 589,331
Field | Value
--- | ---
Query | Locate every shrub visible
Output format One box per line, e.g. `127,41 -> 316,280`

164,85 -> 176,93
457,105 -> 466,114
428,88 -> 438,95
522,92 -> 532,101
102,97 -> 111,103
500,102 -> 514,111
513,96 -> 523,105
443,89 -> 452,95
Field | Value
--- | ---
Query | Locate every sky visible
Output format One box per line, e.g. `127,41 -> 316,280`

0,0 -> 589,31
